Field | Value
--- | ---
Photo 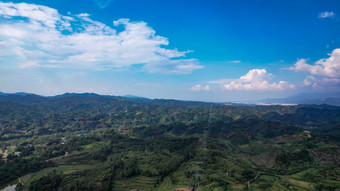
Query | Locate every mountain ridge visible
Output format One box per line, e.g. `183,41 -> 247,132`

1,91 -> 340,106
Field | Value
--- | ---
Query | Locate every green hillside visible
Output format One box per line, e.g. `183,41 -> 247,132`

0,95 -> 339,191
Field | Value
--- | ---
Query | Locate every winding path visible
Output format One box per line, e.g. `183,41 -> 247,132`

247,173 -> 259,190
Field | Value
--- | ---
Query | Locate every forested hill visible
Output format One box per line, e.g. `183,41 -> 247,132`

1,92 -> 340,138
1,93 -> 340,190
0,92 -> 340,123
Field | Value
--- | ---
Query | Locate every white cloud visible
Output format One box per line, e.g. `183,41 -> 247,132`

303,75 -> 340,89
289,49 -> 340,78
210,69 -> 295,91
318,11 -> 335,19
144,59 -> 203,74
289,48 -> 340,89
0,2 -> 202,74
190,84 -> 210,91
230,60 -> 241,63
18,61 -> 62,69
303,75 -> 317,86
77,13 -> 90,17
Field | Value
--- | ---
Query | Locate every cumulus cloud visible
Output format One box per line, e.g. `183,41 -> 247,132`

303,75 -> 317,87
289,49 -> 340,78
209,69 -> 295,91
0,2 -> 202,74
318,11 -> 335,19
289,48 -> 340,89
303,75 -> 340,89
190,84 -> 210,91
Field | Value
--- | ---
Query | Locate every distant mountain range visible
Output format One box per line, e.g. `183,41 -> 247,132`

253,92 -> 340,106
0,91 -> 339,106
0,92 -> 35,96
0,92 -> 150,99
0,92 -> 215,107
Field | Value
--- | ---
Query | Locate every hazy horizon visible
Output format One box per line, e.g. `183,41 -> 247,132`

0,0 -> 339,102
1,90 -> 340,104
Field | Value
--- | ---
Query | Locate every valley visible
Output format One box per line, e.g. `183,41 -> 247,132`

0,94 -> 339,190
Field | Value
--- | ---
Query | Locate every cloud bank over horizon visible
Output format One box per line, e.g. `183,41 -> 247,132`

208,69 -> 295,91
190,84 -> 210,91
190,48 -> 340,93
289,48 -> 340,90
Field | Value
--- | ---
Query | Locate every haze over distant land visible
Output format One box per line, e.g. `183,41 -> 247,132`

0,0 -> 339,101
1,91 -> 340,106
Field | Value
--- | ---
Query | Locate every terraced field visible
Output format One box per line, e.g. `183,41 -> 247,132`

111,176 -> 159,191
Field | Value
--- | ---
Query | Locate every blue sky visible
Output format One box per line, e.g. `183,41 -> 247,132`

0,0 -> 339,101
